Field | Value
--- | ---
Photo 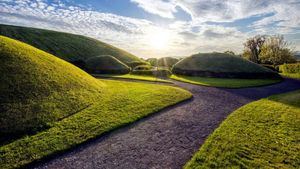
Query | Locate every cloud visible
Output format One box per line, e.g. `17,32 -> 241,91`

130,0 -> 177,18
1,0 -> 299,58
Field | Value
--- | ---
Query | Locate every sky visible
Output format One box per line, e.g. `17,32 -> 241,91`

1,0 -> 300,58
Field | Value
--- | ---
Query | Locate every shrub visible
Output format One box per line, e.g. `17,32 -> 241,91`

279,63 -> 300,73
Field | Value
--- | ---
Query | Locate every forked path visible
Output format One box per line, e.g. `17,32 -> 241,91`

34,79 -> 300,169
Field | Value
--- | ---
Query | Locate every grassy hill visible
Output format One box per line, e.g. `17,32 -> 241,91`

0,35 -> 105,136
172,53 -> 279,78
0,24 -> 141,64
185,90 -> 300,168
0,36 -> 192,168
157,57 -> 179,68
86,55 -> 130,74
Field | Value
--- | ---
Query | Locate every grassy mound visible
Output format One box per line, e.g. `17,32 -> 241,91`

172,53 -> 279,78
185,90 -> 300,169
86,55 -> 130,74
0,24 -> 141,64
0,36 -> 104,136
157,57 -> 179,68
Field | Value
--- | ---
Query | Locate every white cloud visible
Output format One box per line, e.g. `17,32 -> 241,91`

1,0 -> 300,58
130,0 -> 177,18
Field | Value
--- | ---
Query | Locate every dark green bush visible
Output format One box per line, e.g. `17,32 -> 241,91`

279,63 -> 300,73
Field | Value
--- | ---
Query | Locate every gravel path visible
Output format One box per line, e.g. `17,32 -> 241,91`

34,78 -> 300,169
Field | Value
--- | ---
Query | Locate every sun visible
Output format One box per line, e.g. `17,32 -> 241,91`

147,30 -> 170,50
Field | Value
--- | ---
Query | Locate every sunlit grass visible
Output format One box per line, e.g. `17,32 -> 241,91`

185,90 -> 300,169
94,74 -> 172,83
171,75 -> 281,88
280,73 -> 300,80
0,79 -> 192,169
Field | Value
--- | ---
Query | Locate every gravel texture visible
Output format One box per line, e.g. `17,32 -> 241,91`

33,78 -> 300,169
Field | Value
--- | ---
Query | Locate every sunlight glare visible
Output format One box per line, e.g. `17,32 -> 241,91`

147,29 -> 170,50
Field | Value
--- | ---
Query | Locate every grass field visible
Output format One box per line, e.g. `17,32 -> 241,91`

94,74 -> 172,83
184,90 -> 300,169
280,73 -> 300,80
170,75 -> 281,88
0,80 -> 191,169
0,24 -> 141,64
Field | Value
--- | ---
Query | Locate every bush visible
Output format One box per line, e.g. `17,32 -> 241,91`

131,69 -> 172,77
279,63 -> 300,73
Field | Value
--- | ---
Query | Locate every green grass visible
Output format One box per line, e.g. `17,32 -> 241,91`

0,35 -> 104,135
0,79 -> 191,169
280,73 -> 300,80
171,75 -> 281,88
85,55 -> 130,74
0,35 -> 192,168
94,74 -> 172,83
184,90 -> 300,169
0,24 -> 141,64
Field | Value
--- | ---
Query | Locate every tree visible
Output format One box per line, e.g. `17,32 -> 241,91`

243,35 -> 266,63
224,50 -> 235,55
260,35 -> 296,65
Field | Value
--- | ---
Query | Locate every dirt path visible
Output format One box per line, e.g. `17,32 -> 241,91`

34,78 -> 300,169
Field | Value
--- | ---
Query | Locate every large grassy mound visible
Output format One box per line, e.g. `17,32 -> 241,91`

86,55 -> 131,74
0,24 -> 141,64
157,57 -> 179,68
185,90 -> 300,169
172,53 -> 279,78
0,36 -> 104,136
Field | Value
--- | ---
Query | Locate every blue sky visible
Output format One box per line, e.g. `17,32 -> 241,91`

1,0 -> 300,58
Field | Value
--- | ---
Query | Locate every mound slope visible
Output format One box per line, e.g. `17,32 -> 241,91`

173,53 -> 279,78
0,24 -> 141,64
157,57 -> 179,68
86,55 -> 131,74
0,36 -> 104,135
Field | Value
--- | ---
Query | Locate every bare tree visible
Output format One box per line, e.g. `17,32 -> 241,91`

260,35 -> 296,65
243,35 -> 266,63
